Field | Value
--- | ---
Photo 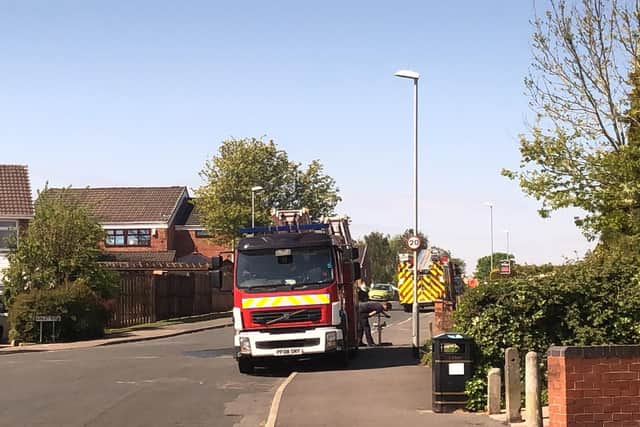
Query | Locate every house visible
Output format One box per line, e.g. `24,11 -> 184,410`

46,186 -> 227,263
0,165 -> 34,290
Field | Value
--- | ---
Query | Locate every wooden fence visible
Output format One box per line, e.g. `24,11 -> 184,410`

108,270 -> 233,328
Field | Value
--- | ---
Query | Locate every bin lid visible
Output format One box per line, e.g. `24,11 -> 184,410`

432,332 -> 472,341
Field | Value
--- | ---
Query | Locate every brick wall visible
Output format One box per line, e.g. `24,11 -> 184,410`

433,299 -> 454,336
547,345 -> 640,427
173,229 -> 228,258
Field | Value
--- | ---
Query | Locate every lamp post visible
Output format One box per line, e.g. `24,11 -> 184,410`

503,229 -> 510,261
484,202 -> 494,280
395,68 -> 420,356
251,186 -> 263,228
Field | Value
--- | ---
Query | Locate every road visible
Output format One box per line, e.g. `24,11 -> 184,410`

0,305 -> 453,427
0,327 -> 281,427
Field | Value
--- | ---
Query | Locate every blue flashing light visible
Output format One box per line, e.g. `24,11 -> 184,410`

239,223 -> 329,234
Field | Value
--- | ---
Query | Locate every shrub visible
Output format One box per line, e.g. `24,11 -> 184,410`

455,236 -> 640,410
9,281 -> 108,342
465,372 -> 489,411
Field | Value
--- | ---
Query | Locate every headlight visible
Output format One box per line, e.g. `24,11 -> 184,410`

240,337 -> 251,355
325,332 -> 337,351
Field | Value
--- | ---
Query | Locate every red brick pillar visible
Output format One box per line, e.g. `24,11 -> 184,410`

434,299 -> 454,335
547,345 -> 640,427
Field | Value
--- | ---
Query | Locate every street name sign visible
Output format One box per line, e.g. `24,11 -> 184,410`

35,315 -> 61,322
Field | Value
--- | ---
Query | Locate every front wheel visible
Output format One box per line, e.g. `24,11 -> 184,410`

403,304 -> 412,313
237,357 -> 254,374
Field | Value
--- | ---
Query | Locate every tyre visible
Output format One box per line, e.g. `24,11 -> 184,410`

237,357 -> 254,374
403,304 -> 412,313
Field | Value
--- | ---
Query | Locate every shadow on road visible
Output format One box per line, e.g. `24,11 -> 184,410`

250,345 -> 420,377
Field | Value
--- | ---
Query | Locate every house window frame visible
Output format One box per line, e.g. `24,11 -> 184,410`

105,229 -> 152,247
0,220 -> 18,252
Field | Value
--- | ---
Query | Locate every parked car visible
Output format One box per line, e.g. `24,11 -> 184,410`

368,283 -> 396,302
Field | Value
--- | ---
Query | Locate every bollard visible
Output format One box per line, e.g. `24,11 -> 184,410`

525,351 -> 542,427
505,347 -> 522,422
487,368 -> 501,415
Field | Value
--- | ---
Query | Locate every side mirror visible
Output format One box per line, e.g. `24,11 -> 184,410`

211,255 -> 223,269
342,261 -> 361,284
210,270 -> 223,290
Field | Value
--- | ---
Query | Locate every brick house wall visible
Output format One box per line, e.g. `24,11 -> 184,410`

173,229 -> 228,258
547,345 -> 640,427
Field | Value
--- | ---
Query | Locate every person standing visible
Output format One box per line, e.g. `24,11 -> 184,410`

358,301 -> 391,346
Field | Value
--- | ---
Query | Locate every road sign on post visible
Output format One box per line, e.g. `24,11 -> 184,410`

407,236 -> 422,250
499,260 -> 511,275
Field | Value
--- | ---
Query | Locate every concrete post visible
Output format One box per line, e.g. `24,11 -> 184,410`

505,347 -> 522,422
525,351 -> 542,427
487,368 -> 501,415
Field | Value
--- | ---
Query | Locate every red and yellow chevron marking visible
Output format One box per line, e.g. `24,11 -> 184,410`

422,262 -> 446,300
241,293 -> 330,309
398,260 -> 447,304
397,262 -> 413,304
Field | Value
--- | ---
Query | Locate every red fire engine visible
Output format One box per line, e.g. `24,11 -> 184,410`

227,209 -> 361,374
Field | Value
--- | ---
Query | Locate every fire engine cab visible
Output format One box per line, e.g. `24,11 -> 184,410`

230,209 -> 361,374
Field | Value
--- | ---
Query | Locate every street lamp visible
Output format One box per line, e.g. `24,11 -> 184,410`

484,202 -> 494,280
395,68 -> 420,356
251,186 -> 263,228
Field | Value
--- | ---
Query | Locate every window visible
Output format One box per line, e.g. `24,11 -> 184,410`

0,221 -> 17,251
195,229 -> 211,238
105,229 -> 151,247
236,246 -> 334,288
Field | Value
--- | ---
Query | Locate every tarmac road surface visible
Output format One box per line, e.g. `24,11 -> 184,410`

0,327 -> 281,427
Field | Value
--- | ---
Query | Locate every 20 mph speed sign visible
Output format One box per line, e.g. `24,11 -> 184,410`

407,236 -> 422,250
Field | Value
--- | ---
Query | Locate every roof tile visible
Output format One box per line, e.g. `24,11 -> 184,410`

0,165 -> 34,218
44,186 -> 187,224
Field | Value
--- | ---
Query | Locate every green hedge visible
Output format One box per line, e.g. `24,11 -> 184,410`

455,238 -> 640,411
9,282 -> 109,343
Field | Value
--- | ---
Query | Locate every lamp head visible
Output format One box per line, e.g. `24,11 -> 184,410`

394,69 -> 420,80
251,186 -> 264,192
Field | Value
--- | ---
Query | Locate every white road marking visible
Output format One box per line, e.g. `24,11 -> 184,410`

265,371 -> 297,427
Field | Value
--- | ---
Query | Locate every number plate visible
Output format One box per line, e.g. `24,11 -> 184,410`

275,348 -> 303,356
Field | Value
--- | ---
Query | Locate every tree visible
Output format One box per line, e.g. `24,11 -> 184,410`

2,188 -> 118,306
473,252 -> 511,281
196,138 -> 341,243
360,232 -> 396,284
503,0 -> 640,239
293,160 -> 341,218
452,258 -> 467,274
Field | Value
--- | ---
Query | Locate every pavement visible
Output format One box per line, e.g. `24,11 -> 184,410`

275,307 -> 504,427
0,313 -> 232,355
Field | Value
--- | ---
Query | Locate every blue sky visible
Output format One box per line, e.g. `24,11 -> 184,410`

1,1 -> 593,271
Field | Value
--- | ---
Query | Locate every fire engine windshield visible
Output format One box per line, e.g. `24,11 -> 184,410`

236,247 -> 334,289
